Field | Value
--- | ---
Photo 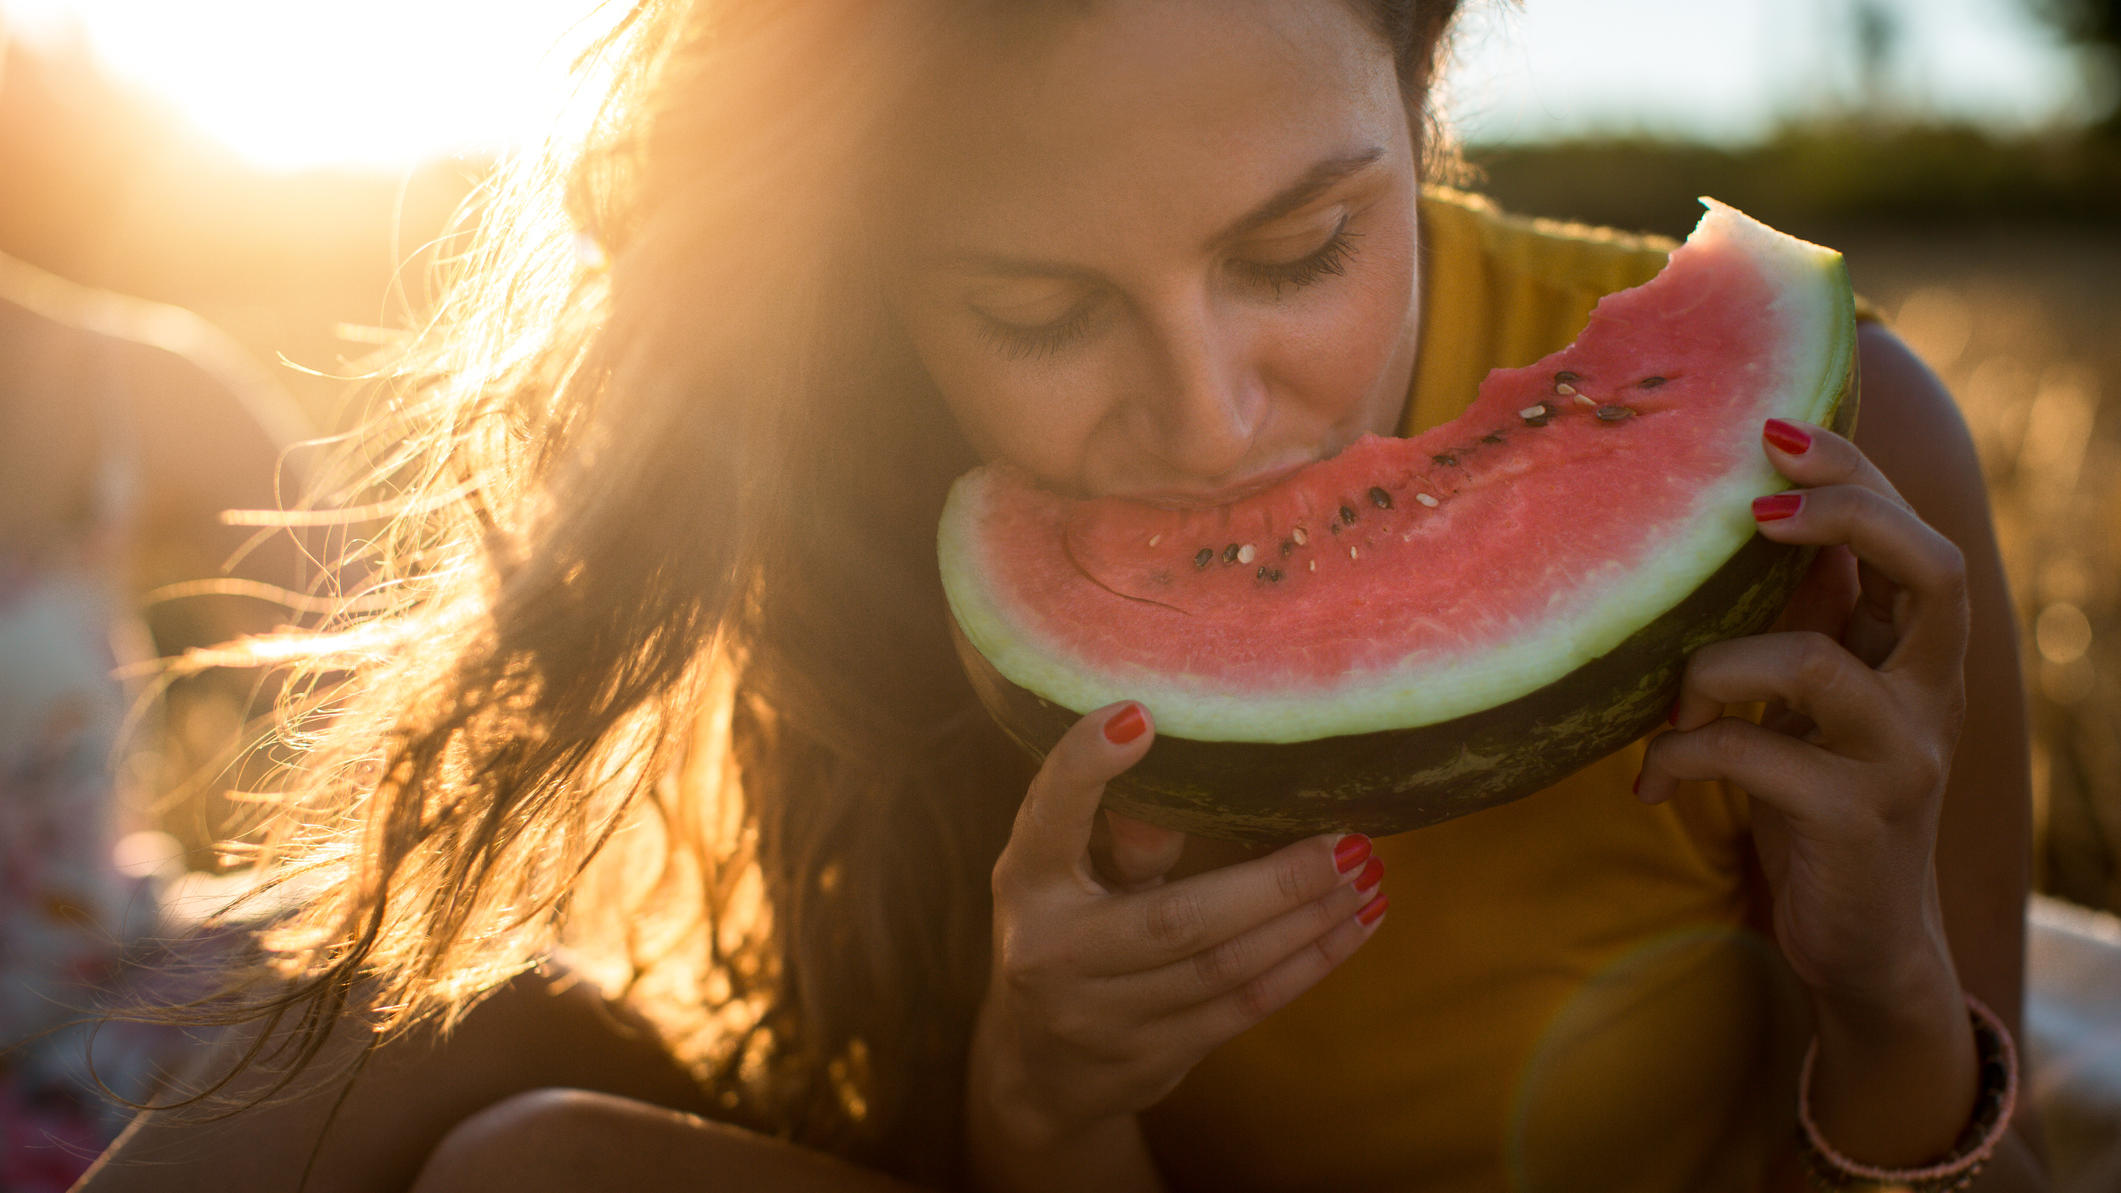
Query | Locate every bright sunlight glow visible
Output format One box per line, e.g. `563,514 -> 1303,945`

0,0 -> 612,171
1,0 -> 2093,170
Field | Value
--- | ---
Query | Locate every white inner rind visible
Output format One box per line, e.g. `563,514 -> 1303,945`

939,201 -> 1856,743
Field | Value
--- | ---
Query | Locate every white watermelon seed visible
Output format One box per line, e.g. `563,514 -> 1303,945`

1308,559 -> 1317,573
1415,492 -> 1440,508
1571,392 -> 1598,408
1554,382 -> 1578,396
1148,534 -> 1161,547
1292,526 -> 1308,546
1348,546 -> 1359,561
1237,544 -> 1256,565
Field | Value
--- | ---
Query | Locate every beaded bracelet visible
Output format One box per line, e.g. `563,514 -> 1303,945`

1796,994 -> 2019,1192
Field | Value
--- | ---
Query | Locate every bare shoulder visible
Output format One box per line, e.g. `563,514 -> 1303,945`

79,968 -> 721,1193
1849,321 -> 2033,1030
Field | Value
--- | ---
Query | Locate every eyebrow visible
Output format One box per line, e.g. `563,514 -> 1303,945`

934,147 -> 1386,279
1205,147 -> 1384,249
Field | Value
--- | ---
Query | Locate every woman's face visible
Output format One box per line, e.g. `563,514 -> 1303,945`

887,0 -> 1422,505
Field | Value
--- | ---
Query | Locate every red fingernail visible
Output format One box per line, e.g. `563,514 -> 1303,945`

1763,419 -> 1812,455
1751,493 -> 1802,522
1103,704 -> 1147,745
1333,834 -> 1373,873
1353,857 -> 1384,893
1356,894 -> 1389,926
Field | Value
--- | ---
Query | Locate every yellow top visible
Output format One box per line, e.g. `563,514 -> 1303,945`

1140,190 -> 1830,1192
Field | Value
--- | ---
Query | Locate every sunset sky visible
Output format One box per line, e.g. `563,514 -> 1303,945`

0,0 -> 2095,170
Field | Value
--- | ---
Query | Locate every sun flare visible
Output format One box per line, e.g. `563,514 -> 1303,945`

1,0 -> 613,171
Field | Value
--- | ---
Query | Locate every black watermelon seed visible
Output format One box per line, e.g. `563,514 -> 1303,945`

1432,453 -> 1458,467
1222,543 -> 1241,564
1267,568 -> 1284,583
1594,404 -> 1633,422
1639,375 -> 1667,389
1522,415 -> 1551,428
1368,486 -> 1393,510
1194,547 -> 1214,569
1280,539 -> 1296,557
1554,370 -> 1580,385
1339,505 -> 1358,524
1328,522 -> 1342,534
1256,565 -> 1269,581
1482,432 -> 1505,445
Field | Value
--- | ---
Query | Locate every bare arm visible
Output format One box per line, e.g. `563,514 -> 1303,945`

1767,323 -> 2044,1190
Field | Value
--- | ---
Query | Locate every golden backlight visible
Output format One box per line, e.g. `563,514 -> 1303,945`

2,0 -> 612,170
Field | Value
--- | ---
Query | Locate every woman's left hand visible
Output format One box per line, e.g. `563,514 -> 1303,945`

1635,417 -> 1971,1008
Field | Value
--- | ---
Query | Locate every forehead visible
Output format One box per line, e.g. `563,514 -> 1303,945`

895,0 -> 1406,254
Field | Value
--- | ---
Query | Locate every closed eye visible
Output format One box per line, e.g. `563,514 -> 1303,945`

974,295 -> 1104,360
1230,213 -> 1358,297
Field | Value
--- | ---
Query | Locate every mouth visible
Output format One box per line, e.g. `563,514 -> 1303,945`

1128,459 -> 1315,510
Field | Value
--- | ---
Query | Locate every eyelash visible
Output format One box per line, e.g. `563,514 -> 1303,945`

976,302 -> 1100,361
1232,218 -> 1360,297
975,218 -> 1362,360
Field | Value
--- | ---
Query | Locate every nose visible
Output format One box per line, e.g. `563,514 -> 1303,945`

1131,290 -> 1265,482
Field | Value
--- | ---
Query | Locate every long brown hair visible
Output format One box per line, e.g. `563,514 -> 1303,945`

161,0 -> 1466,1182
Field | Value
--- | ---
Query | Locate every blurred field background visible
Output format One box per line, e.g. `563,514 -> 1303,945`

0,1 -> 2116,913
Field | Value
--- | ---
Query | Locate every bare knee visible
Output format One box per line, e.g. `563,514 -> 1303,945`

409,1086 -> 917,1193
411,1088 -> 691,1193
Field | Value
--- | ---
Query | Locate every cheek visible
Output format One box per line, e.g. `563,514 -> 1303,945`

1268,224 -> 1418,422
901,314 -> 1107,475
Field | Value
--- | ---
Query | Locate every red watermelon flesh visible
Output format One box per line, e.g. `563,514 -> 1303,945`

938,200 -> 1855,837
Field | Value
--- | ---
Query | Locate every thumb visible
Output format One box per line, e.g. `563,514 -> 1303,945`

1010,701 -> 1155,875
1098,809 -> 1189,892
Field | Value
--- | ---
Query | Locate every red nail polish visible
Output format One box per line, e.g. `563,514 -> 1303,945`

1333,834 -> 1373,873
1356,894 -> 1389,926
1751,493 -> 1802,522
1103,704 -> 1147,745
1763,419 -> 1812,455
1353,857 -> 1384,893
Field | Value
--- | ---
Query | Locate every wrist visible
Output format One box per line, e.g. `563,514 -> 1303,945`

1796,994 -> 2020,1191
965,998 -> 1092,1155
1808,935 -> 1964,1043
1803,956 -> 1982,1170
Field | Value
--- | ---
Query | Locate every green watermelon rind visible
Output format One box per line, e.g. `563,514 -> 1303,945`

939,200 -> 1857,745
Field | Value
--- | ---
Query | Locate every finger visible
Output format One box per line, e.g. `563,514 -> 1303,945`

1669,631 -> 1895,752
1769,543 -> 1859,641
1006,702 -> 1155,879
1098,810 -> 1189,893
1164,890 -> 1388,1048
1749,484 -> 1969,685
1760,419 -> 1905,504
1117,856 -> 1384,1014
1077,832 -> 1374,975
1637,713 -> 1851,824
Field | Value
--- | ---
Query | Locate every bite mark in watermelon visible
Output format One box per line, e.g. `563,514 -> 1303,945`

938,200 -> 1858,841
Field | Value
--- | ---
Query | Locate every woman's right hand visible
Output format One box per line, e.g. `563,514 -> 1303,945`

966,701 -> 1388,1177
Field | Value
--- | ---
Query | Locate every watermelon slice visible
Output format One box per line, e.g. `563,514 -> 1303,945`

938,200 -> 1857,841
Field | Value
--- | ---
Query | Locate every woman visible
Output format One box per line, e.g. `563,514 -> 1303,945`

78,2 -> 2041,1190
